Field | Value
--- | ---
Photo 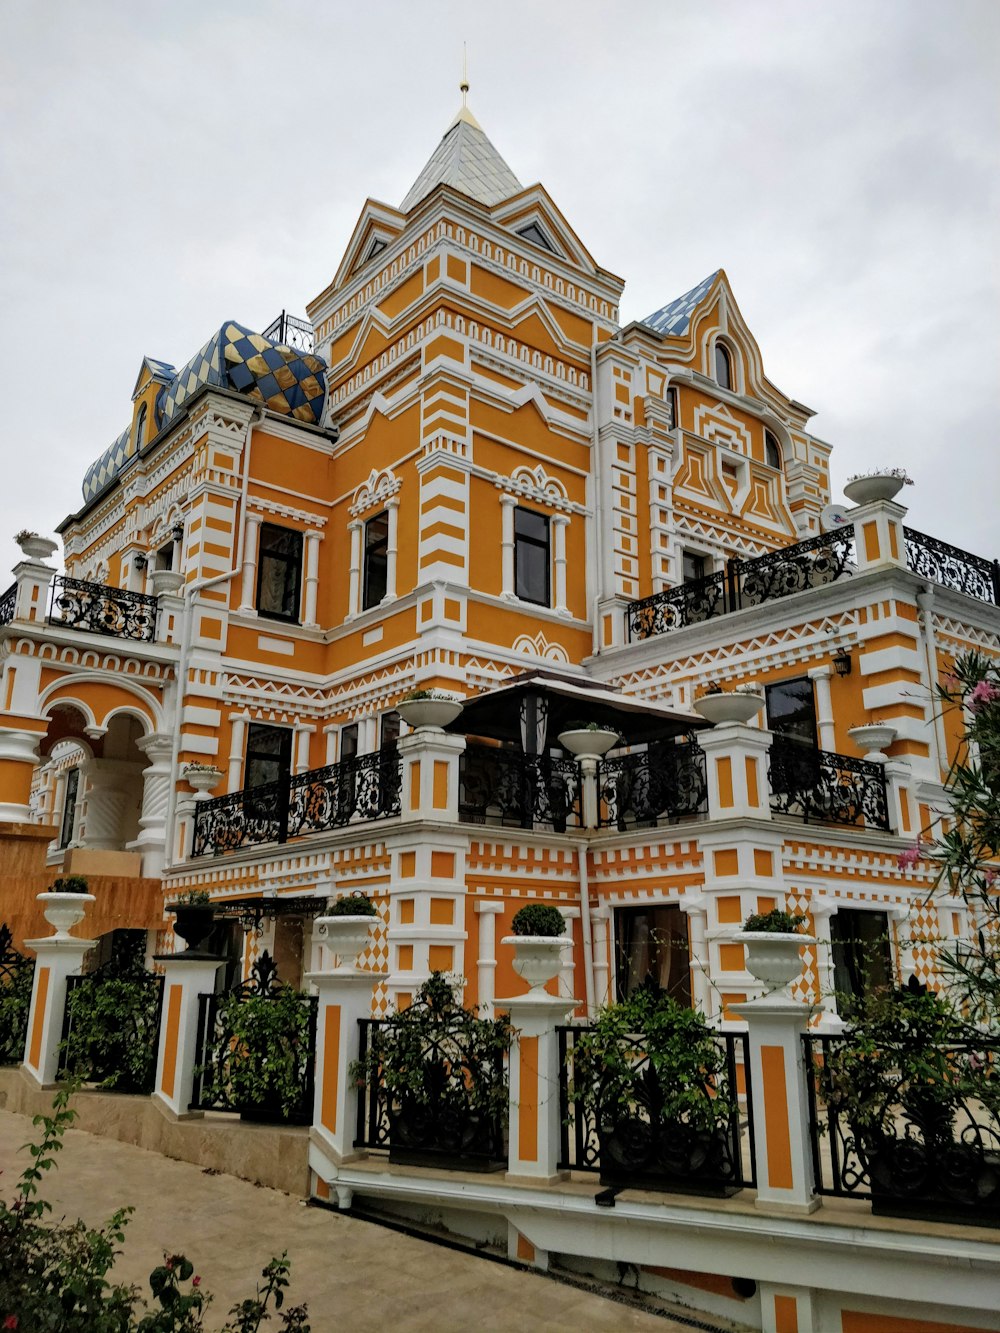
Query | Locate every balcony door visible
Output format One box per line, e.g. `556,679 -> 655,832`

614,904 -> 691,1006
766,677 -> 820,797
830,908 -> 892,1012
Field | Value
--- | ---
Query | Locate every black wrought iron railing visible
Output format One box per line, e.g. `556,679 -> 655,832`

261,310 -> 315,353
354,1014 -> 507,1167
627,526 -> 856,640
458,744 -> 583,831
0,924 -> 34,1065
597,740 -> 708,830
768,737 -> 890,831
0,583 -> 16,627
904,528 -> 1000,606
190,951 -> 317,1124
191,750 -> 403,856
58,952 -> 164,1093
556,1025 -> 755,1195
48,575 -> 158,642
803,1032 -> 1000,1225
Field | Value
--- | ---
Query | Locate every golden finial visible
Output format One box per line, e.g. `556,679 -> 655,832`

460,42 -> 469,108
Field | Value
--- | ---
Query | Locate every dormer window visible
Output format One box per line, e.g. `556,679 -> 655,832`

516,222 -> 553,252
134,404 -> 147,452
714,343 -> 732,391
365,237 -> 388,263
764,430 -> 782,470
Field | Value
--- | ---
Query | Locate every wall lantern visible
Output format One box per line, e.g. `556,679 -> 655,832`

832,649 -> 852,677
171,523 -> 184,541
133,553 -> 148,571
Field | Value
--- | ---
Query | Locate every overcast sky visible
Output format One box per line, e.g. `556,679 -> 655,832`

1,0 -> 997,572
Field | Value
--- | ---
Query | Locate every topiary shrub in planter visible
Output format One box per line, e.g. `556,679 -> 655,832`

505,903 -> 569,991
816,980 -> 1000,1225
568,987 -> 744,1196
352,972 -> 511,1170
326,893 -> 377,917
739,909 -> 813,993
510,903 -> 566,937
166,889 -> 215,953
743,909 -> 805,933
315,893 -> 379,968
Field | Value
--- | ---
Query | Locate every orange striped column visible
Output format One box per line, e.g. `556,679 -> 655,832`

21,933 -> 96,1085
501,990 -> 575,1183
732,994 -> 819,1213
698,719 -> 773,822
398,729 -> 465,824
152,955 -> 225,1118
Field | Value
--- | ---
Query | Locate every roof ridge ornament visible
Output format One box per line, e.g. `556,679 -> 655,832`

452,41 -> 481,130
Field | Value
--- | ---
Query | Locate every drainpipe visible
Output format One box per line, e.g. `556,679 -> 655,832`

915,584 -> 947,780
162,407 -> 263,869
589,340 -> 606,656
574,836 -> 596,1017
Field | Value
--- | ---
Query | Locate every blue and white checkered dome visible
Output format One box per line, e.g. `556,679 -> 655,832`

81,322 -> 328,503
642,270 -> 721,337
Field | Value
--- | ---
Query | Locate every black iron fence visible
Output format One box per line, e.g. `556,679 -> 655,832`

768,737 -> 890,831
48,575 -> 158,642
458,743 -> 583,831
191,951 -> 317,1124
0,583 -> 16,627
904,528 -> 1000,606
0,924 -> 34,1065
261,310 -> 315,354
556,1025 -> 755,1196
597,739 -> 708,829
192,750 -> 403,856
627,526 -> 856,640
803,1032 -> 1000,1225
58,950 -> 164,1093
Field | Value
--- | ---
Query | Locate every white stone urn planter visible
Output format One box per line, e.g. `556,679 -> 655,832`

37,891 -> 95,939
17,534 -> 58,561
739,931 -> 816,992
557,727 -> 620,758
503,935 -> 567,991
693,692 -> 765,725
397,697 -> 464,731
316,914 -> 377,967
847,724 -> 897,762
151,569 -> 185,597
843,474 -> 908,506
183,765 -> 224,795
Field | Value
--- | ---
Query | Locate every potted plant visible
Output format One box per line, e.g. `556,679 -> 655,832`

737,908 -> 813,992
182,761 -> 224,795
315,892 -> 379,968
14,529 -> 58,561
817,982 -> 999,1224
165,889 -> 215,953
502,903 -> 568,991
37,875 -> 95,938
351,972 -> 511,1170
557,720 -> 621,759
693,682 -> 765,725
842,468 -> 913,506
396,688 -> 464,731
568,987 -> 743,1196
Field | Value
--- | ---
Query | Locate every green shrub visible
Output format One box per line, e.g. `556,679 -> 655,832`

511,904 -> 566,937
743,908 -> 805,933
50,875 -> 90,894
326,893 -> 377,917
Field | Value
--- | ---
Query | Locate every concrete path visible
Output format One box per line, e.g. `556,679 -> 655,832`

0,1109 -> 717,1332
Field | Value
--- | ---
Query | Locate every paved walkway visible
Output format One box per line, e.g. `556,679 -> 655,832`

0,1109 -> 716,1332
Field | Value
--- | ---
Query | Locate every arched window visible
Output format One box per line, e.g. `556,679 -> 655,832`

134,404 -> 147,452
667,386 -> 679,431
764,430 -> 782,469
714,343 -> 732,391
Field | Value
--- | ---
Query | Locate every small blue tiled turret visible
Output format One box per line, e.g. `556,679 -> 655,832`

642,270 -> 721,337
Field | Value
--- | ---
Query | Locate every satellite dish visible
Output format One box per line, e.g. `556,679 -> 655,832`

820,504 -> 850,532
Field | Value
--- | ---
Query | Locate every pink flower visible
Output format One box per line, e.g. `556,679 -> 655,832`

967,680 -> 1000,715
944,674 -> 961,692
985,868 -> 998,887
5,1316 -> 19,1330
897,845 -> 922,870
192,1276 -> 201,1289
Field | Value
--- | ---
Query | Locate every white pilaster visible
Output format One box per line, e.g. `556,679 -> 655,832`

552,514 -> 570,616
303,529 -> 322,628
239,513 -> 263,614
499,495 -> 517,600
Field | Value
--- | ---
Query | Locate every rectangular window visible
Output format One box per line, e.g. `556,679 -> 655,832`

682,551 -> 707,583
514,507 -> 550,606
256,524 -> 302,623
340,723 -> 359,762
615,904 -> 691,1005
59,767 -> 79,849
245,723 -> 293,789
363,511 -> 389,610
830,909 -> 892,1011
155,542 -> 173,572
765,677 -> 818,747
379,711 -> 400,750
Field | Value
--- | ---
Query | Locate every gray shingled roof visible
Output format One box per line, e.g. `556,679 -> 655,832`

643,270 -> 721,336
400,110 -> 522,212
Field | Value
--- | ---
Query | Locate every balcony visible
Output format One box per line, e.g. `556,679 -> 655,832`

261,310 -> 314,354
596,739 -> 708,830
191,750 -> 403,857
0,583 -> 15,627
458,743 -> 583,831
47,575 -> 159,642
627,525 -> 999,642
768,736 -> 890,831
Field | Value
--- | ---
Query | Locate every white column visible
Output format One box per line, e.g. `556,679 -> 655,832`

0,726 -> 42,823
591,906 -> 611,1008
679,894 -> 711,1018
475,900 -> 505,1018
133,732 -> 174,877
808,665 -> 835,752
227,712 -> 249,792
239,513 -> 263,613
153,954 -> 226,1118
557,906 -> 579,1001
303,529 -> 322,628
307,968 -> 381,1174
809,901 -> 843,1030
347,521 -> 363,618
499,495 -> 517,600
323,724 -> 339,765
383,499 -> 399,602
293,723 -> 315,775
552,513 -> 570,616
501,990 -> 576,1182
22,933 -> 96,1086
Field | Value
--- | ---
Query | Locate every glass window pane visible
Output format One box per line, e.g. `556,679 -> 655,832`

682,552 -> 706,583
363,512 -> 389,610
615,905 -> 691,1005
715,344 -> 731,390
516,538 -> 549,604
246,723 -> 292,788
514,508 -> 548,542
256,524 -> 302,621
340,724 -> 359,761
765,677 -> 817,746
380,711 -> 400,750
